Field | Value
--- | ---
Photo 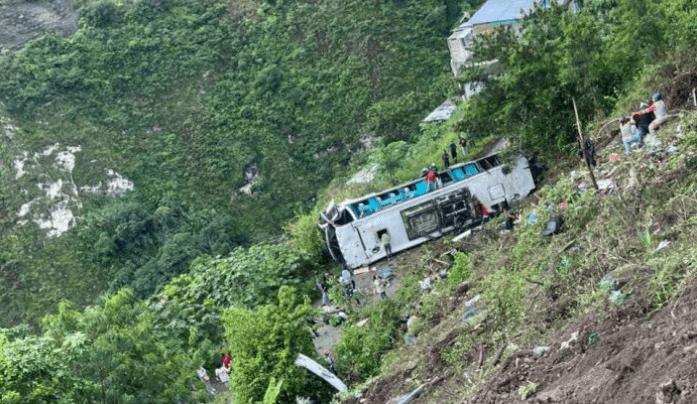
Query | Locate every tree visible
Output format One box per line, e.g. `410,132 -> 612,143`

0,332 -> 86,404
221,286 -> 332,404
41,290 -> 198,404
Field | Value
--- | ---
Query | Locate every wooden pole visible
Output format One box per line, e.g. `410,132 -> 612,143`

572,98 -> 599,191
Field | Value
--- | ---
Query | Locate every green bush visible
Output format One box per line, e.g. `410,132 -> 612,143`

335,300 -> 401,381
449,252 -> 472,289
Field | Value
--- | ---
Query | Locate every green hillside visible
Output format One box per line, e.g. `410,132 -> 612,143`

0,0 -> 472,326
2,0 -> 697,403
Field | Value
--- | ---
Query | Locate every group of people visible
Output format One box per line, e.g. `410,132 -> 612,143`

618,91 -> 669,154
421,136 -> 471,192
441,136 -> 470,169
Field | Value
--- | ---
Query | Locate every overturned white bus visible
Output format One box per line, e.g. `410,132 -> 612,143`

319,153 -> 538,268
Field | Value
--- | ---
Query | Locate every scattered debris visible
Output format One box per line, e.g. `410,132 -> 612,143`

609,289 -> 633,305
643,133 -> 663,154
596,179 -> 615,192
418,277 -> 433,292
533,346 -> 549,355
560,332 -> 579,350
609,153 -> 620,162
294,353 -> 347,392
541,216 -> 564,237
656,240 -> 671,252
587,332 -> 599,347
355,318 -> 370,327
528,213 -> 538,223
598,272 -> 620,290
463,294 -> 482,322
391,384 -> 426,404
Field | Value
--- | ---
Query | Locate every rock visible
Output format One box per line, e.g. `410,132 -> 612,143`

406,316 -> 418,330
418,277 -> 432,292
656,380 -> 681,404
456,281 -> 470,295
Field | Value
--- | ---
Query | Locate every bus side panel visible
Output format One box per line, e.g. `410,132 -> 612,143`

336,225 -> 368,268
354,210 -> 411,265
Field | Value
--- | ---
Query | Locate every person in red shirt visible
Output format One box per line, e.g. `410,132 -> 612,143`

481,204 -> 490,224
426,169 -> 437,192
222,353 -> 231,369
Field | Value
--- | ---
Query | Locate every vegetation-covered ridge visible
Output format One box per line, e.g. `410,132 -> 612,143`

3,0 -> 697,403
0,0 -> 469,327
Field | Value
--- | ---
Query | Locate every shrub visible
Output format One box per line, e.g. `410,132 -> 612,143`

449,252 -> 472,289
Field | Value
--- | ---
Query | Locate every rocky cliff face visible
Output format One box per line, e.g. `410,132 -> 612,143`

2,109 -> 134,238
0,0 -> 78,49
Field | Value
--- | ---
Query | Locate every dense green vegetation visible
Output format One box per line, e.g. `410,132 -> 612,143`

0,0 -> 464,327
3,0 -> 697,402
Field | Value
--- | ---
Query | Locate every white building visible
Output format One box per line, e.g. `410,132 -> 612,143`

448,0 -> 580,77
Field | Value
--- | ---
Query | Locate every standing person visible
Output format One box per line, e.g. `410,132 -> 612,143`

373,274 -> 387,299
324,350 -> 336,374
381,231 -> 391,259
481,204 -> 490,224
582,137 -> 596,168
222,353 -> 231,370
449,141 -> 458,164
441,150 -> 450,169
426,167 -> 437,192
459,136 -> 469,157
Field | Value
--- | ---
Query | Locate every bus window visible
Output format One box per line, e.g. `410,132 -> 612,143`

478,156 -> 500,169
463,163 -> 479,177
451,167 -> 465,181
440,172 -> 453,186
336,207 -> 355,224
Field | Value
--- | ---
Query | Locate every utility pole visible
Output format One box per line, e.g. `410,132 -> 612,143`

572,98 -> 599,191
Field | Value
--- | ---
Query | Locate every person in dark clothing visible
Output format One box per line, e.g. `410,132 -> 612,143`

582,137 -> 596,168
459,136 -> 469,157
449,141 -> 458,163
632,102 -> 655,144
441,150 -> 450,169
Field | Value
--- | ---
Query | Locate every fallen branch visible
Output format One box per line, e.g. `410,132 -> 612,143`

560,239 -> 576,252
477,344 -> 485,368
492,344 -> 506,366
524,277 -> 544,286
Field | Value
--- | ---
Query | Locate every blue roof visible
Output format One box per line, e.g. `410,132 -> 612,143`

467,0 -> 540,26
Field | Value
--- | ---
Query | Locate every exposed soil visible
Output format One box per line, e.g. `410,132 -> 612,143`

466,286 -> 697,404
0,0 -> 78,49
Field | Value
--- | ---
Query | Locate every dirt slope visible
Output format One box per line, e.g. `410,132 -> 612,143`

468,287 -> 697,404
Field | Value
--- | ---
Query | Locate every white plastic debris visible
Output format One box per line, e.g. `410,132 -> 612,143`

656,240 -> 671,252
